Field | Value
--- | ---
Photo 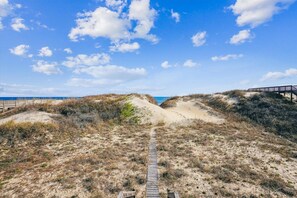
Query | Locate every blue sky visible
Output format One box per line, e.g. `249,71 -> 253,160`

0,0 -> 297,96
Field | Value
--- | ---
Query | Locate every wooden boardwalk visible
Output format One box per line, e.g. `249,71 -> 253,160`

248,85 -> 297,102
146,128 -> 160,198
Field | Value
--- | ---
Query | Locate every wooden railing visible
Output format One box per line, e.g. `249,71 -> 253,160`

248,85 -> 297,101
0,99 -> 65,112
248,85 -> 296,93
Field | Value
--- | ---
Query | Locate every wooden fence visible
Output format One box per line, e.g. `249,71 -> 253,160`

0,99 -> 64,112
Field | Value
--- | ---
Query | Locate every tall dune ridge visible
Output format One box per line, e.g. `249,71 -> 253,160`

0,91 -> 297,197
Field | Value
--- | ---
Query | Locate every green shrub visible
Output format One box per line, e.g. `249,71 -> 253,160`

120,102 -> 139,124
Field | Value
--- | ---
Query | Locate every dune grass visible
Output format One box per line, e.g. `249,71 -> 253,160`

203,91 -> 297,142
0,95 -> 149,197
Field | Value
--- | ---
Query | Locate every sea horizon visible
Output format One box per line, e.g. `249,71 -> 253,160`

0,96 -> 170,105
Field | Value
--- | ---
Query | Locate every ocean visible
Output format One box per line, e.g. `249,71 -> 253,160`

0,96 -> 170,105
154,97 -> 170,105
0,97 -> 77,100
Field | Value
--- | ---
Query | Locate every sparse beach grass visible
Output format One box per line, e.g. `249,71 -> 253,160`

0,95 -> 150,197
1,92 -> 297,197
156,119 -> 297,197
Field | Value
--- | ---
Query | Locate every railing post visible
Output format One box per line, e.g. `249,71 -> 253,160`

291,86 -> 293,102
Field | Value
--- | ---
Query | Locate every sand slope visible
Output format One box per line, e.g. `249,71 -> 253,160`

0,111 -> 57,125
129,96 -> 224,125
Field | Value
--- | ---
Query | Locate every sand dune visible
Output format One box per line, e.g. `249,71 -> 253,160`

0,111 -> 57,125
129,96 -> 224,125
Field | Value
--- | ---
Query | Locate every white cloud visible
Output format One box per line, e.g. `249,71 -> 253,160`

35,21 -> 55,31
0,1 -> 22,30
161,61 -> 172,69
0,0 -> 11,29
230,0 -> 296,28
104,0 -> 127,12
191,31 -> 207,47
128,0 -> 158,42
62,53 -> 111,68
69,0 -> 158,44
230,29 -> 252,45
32,60 -> 61,75
171,9 -> 180,23
69,7 -> 130,42
74,65 -> 146,78
11,18 -> 28,31
183,59 -> 198,68
261,68 -> 297,81
38,47 -> 53,57
9,44 -> 29,56
212,54 -> 243,62
110,42 -> 140,52
64,48 -> 72,54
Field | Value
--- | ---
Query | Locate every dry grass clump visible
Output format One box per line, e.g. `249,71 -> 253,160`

197,91 -> 297,143
0,122 -> 150,197
0,94 -> 141,124
0,121 -> 58,146
160,96 -> 179,108
156,120 -> 297,197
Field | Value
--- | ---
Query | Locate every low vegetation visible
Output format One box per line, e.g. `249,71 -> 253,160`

157,120 -> 297,197
204,91 -> 297,142
1,92 -> 297,197
0,95 -> 149,197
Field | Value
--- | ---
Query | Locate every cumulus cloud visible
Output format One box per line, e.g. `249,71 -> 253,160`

64,48 -> 72,54
230,0 -> 296,28
69,0 -> 157,43
0,1 -> 22,30
110,42 -> 140,52
171,9 -> 180,23
38,47 -> 53,57
230,29 -> 252,45
261,68 -> 297,81
32,60 -> 61,75
9,44 -> 29,56
128,0 -> 158,42
104,0 -> 127,12
62,53 -> 111,68
192,31 -> 207,47
69,7 -> 130,41
161,61 -> 172,69
183,59 -> 198,68
211,54 -> 243,62
0,0 -> 12,29
11,18 -> 28,31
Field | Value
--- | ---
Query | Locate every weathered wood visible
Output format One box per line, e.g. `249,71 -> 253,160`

146,128 -> 160,198
167,190 -> 180,198
118,191 -> 136,198
0,99 -> 59,112
248,85 -> 297,102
